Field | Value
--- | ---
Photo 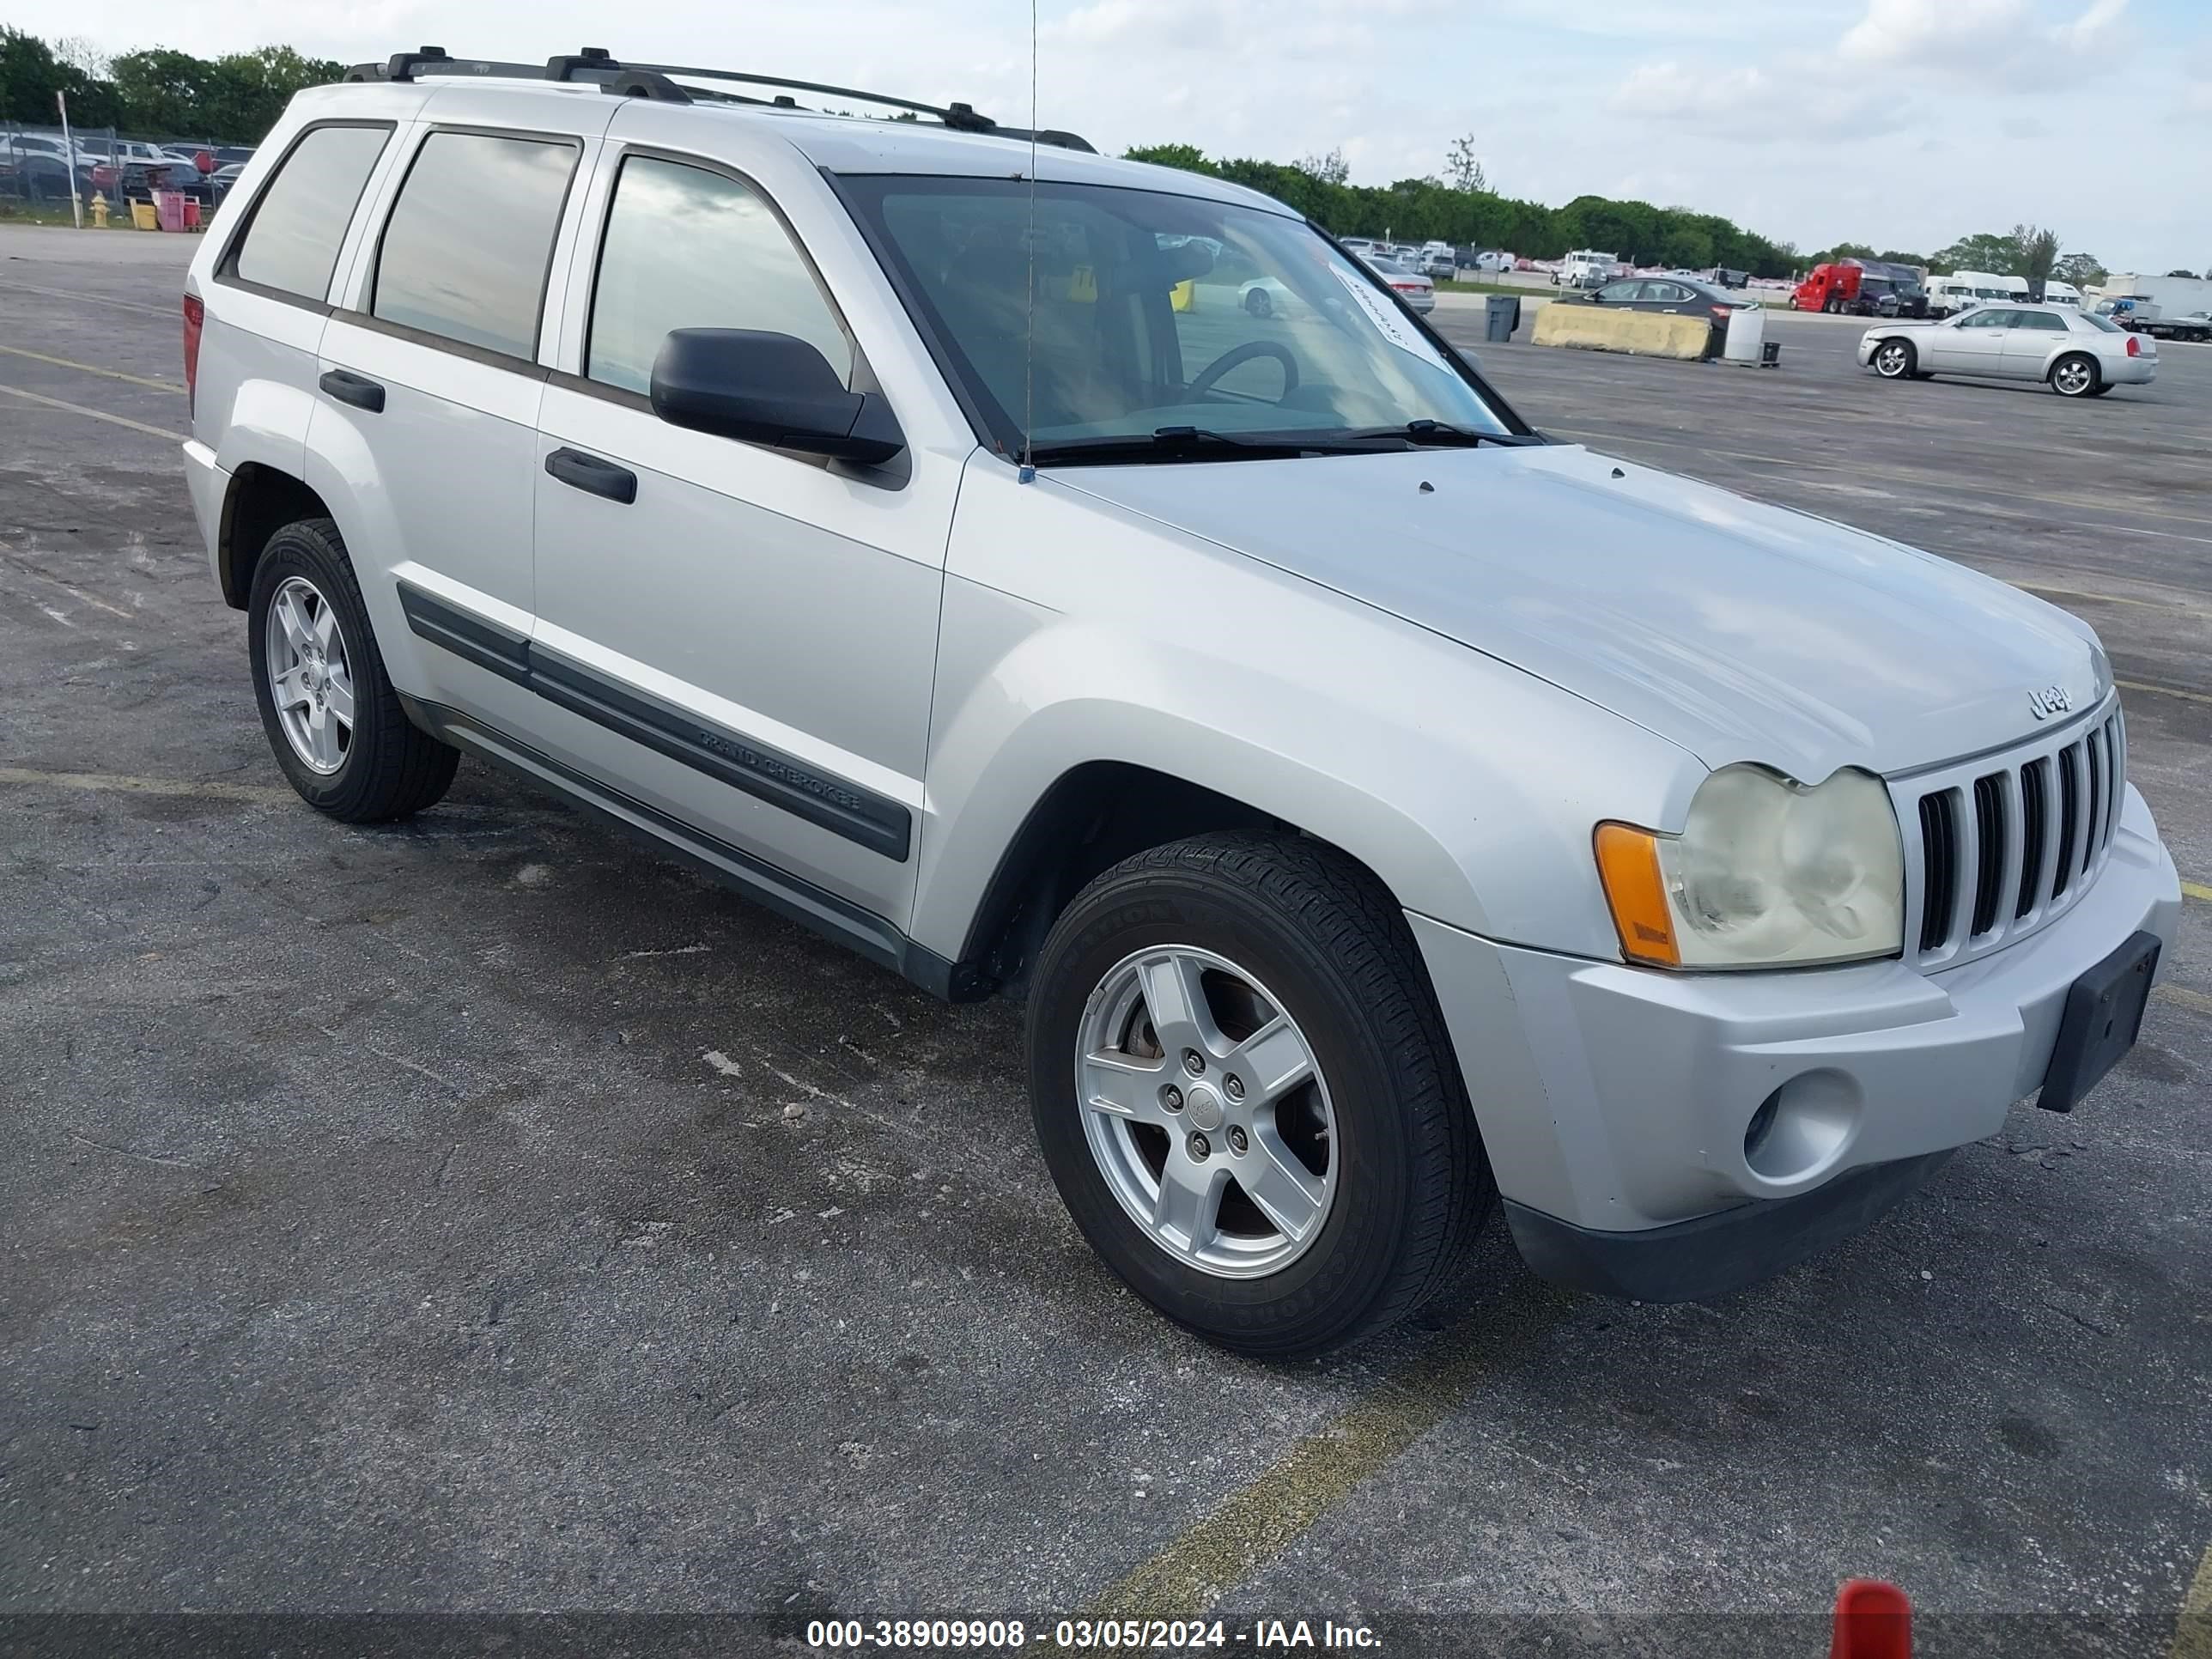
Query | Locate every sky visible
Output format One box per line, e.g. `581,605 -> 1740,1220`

24,0 -> 2212,271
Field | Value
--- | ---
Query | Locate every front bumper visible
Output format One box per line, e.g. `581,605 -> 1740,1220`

1410,784 -> 2180,1297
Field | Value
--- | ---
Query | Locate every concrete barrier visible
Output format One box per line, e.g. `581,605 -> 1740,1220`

1531,305 -> 1712,359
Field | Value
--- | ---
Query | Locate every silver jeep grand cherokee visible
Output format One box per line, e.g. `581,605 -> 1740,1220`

180,50 -> 2182,1355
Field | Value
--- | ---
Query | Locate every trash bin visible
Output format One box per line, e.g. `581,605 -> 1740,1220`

1723,304 -> 1766,363
154,189 -> 186,232
1484,294 -> 1520,342
181,198 -> 202,231
129,198 -> 158,231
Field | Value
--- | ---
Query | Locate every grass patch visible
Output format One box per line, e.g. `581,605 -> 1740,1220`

0,202 -> 137,228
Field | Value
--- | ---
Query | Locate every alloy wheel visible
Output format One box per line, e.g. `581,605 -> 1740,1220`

1074,945 -> 1337,1279
263,574 -> 355,775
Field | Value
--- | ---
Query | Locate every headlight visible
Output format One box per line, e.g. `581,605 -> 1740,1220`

1595,764 -> 1904,969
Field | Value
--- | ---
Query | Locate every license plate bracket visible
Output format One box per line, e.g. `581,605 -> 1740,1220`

2038,930 -> 2162,1113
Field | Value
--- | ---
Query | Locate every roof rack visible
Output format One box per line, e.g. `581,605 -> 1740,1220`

342,47 -> 1096,152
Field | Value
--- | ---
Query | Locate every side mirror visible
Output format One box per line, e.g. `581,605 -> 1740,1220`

650,329 -> 903,465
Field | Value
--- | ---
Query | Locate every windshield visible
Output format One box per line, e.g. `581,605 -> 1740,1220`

842,176 -> 1516,459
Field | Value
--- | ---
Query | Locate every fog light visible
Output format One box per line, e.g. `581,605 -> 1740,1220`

1744,1091 -> 1781,1163
1742,1071 -> 1860,1183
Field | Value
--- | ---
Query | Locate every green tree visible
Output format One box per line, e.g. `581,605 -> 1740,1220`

2,25 -> 65,122
1443,134 -> 1486,196
108,47 -> 217,134
2013,223 -> 2060,290
1122,143 -> 1215,175
199,46 -> 344,139
2166,268 -> 2201,279
1294,147 -> 1348,185
2052,252 -> 2106,287
1932,232 -> 2020,275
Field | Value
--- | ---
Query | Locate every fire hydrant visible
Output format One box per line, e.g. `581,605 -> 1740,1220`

89,191 -> 111,229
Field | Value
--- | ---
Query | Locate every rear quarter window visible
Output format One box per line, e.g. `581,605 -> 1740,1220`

372,131 -> 579,360
227,124 -> 392,302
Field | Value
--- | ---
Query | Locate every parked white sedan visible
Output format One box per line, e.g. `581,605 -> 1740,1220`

1859,304 -> 2156,398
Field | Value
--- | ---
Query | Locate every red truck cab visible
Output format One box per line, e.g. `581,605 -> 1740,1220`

1792,258 -> 1929,318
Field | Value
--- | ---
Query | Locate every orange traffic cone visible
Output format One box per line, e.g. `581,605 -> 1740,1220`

1830,1579 -> 1911,1659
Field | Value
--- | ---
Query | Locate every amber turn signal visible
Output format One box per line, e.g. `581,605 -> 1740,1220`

1594,823 -> 1680,968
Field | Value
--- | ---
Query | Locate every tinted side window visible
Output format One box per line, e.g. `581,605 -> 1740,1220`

231,125 -> 391,301
374,131 -> 577,359
586,155 -> 853,395
2021,312 -> 2066,331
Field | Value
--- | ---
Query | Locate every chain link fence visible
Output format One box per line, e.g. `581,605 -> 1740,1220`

1,119 -> 228,222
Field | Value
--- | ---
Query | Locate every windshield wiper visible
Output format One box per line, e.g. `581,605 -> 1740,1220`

1336,420 -> 1529,448
1025,427 -> 1375,465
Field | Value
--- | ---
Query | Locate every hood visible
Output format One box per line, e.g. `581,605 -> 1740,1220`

1053,443 -> 2102,781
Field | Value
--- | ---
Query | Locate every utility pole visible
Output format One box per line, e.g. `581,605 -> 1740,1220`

56,91 -> 83,228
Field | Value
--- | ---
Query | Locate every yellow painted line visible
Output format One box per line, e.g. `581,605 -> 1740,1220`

2159,986 -> 2212,1018
0,383 -> 184,442
0,767 -> 289,805
0,343 -> 183,393
2119,679 -> 2212,709
2186,882 -> 2212,906
2014,582 -> 2212,621
0,276 -> 173,317
1079,1284 -> 1574,1623
2173,1542 -> 2212,1659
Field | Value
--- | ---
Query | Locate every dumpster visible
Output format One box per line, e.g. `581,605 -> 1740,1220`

129,198 -> 158,231
1484,293 -> 1520,341
1723,304 -> 1767,363
154,189 -> 187,232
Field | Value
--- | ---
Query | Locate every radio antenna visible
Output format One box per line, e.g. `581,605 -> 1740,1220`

1018,0 -> 1039,483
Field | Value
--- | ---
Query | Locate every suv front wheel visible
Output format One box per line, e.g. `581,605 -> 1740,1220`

1026,833 -> 1493,1356
247,517 -> 459,821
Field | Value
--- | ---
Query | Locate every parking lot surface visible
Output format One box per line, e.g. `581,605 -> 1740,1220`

3,225 -> 2209,1656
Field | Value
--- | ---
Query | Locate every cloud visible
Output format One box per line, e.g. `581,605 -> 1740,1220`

1838,0 -> 2127,89
1609,58 -> 1910,140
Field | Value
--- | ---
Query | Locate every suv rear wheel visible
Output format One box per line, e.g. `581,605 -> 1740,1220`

247,517 -> 459,821
1025,833 -> 1492,1356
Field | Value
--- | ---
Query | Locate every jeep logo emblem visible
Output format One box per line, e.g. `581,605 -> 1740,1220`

2028,684 -> 2071,720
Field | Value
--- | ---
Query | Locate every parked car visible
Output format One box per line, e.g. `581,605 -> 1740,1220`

1237,275 -> 1296,319
1358,254 -> 1437,313
185,54 -> 2180,1356
1580,274 -> 1749,350
1860,304 -> 2156,396
1458,248 -> 1512,275
0,152 -> 91,202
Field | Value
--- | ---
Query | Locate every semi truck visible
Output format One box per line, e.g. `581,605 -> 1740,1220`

2094,297 -> 2212,343
2097,275 -> 2212,340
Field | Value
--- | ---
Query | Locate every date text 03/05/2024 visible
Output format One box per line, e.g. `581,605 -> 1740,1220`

803,1617 -> 1383,1649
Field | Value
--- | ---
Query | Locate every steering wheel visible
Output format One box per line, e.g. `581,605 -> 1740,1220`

1188,339 -> 1300,402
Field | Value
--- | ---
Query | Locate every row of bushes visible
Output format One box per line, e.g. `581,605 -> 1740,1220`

1124,145 -> 1802,280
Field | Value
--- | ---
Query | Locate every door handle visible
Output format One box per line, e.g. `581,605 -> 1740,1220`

544,447 -> 638,505
319,369 -> 385,414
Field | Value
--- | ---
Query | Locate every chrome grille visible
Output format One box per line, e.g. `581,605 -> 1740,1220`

1896,700 -> 2124,970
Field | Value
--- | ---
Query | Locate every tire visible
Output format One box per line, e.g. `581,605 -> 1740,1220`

2049,353 -> 2100,398
1871,338 -> 1917,380
1025,832 -> 1493,1357
1244,288 -> 1273,319
2087,383 -> 2115,397
1824,296 -> 1843,314
246,517 -> 459,821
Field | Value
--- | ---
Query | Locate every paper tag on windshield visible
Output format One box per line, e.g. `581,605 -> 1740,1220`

1328,264 -> 1451,368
